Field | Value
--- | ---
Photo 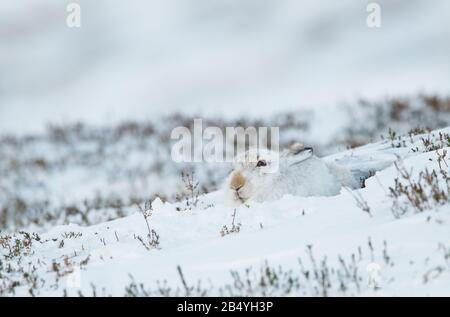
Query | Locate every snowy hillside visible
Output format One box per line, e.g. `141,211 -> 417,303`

1,95 -> 449,232
1,127 -> 449,296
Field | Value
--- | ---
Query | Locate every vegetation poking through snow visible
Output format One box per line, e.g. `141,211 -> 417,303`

0,231 -> 44,296
220,209 -> 242,237
420,132 -> 450,153
343,94 -> 450,148
347,188 -> 372,217
123,242 -> 392,297
135,201 -> 160,250
176,171 -> 201,211
389,151 -> 450,218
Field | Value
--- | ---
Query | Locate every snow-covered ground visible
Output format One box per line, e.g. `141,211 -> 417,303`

1,127 -> 449,296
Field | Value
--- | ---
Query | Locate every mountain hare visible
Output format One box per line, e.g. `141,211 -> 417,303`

224,144 -> 358,205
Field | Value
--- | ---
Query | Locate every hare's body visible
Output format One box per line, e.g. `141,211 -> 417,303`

224,146 -> 358,205
256,156 -> 342,201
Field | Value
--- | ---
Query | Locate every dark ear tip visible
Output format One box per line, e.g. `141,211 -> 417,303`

289,143 -> 313,155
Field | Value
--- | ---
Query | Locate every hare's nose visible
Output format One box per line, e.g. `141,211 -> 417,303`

230,172 -> 246,191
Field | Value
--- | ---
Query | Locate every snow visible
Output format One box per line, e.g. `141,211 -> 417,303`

2,127 -> 449,296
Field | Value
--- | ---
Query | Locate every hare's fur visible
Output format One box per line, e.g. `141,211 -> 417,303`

224,148 -> 358,205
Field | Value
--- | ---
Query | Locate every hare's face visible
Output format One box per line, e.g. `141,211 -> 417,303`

225,149 -> 280,204
224,145 -> 314,204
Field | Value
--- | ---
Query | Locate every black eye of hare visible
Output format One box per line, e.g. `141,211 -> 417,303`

256,160 -> 267,167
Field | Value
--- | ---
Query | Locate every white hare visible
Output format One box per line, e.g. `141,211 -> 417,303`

224,144 -> 359,205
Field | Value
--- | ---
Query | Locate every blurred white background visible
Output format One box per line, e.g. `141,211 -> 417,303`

1,0 -> 449,134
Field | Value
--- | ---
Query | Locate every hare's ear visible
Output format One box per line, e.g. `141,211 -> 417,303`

287,143 -> 313,166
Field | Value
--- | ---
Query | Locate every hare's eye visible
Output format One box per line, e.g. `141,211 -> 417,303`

256,160 -> 267,167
